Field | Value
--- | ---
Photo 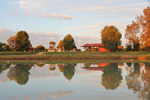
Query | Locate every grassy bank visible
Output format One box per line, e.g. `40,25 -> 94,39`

0,51 -> 38,55
0,51 -> 150,60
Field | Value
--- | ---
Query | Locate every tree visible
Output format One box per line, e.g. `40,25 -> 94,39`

126,45 -> 132,51
57,40 -> 64,49
16,31 -> 32,51
63,34 -> 76,51
36,45 -> 45,51
7,35 -> 20,51
49,41 -> 56,49
101,26 -> 122,51
125,21 -> 140,51
0,42 -> 9,51
145,38 -> 150,51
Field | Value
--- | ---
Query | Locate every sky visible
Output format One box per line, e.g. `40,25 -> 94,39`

0,0 -> 150,49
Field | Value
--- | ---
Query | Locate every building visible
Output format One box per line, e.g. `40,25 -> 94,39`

47,48 -> 56,52
81,43 -> 110,52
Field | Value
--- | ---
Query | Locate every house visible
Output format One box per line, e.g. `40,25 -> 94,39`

28,48 -> 35,52
47,48 -> 56,52
81,43 -> 110,52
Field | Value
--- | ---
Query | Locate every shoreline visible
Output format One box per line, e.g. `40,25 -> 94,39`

0,55 -> 148,60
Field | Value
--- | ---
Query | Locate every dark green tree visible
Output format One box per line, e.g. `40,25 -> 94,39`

102,63 -> 122,90
63,63 -> 76,81
126,45 -> 132,51
101,26 -> 122,51
0,42 -> 9,51
63,34 -> 76,51
16,31 -> 32,51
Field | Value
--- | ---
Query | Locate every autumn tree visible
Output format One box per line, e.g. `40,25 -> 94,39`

101,25 -> 122,51
7,35 -> 20,51
57,40 -> 64,49
63,34 -> 76,51
137,7 -> 150,51
125,21 -> 140,51
49,41 -> 56,49
36,45 -> 45,51
16,31 -> 32,51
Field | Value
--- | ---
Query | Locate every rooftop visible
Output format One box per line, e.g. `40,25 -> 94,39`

81,43 -> 103,47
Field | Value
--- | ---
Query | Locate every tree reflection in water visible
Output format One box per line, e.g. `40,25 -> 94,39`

7,64 -> 32,85
0,64 -> 10,74
126,63 -> 150,100
126,63 -> 141,94
63,64 -> 77,81
102,63 -> 122,90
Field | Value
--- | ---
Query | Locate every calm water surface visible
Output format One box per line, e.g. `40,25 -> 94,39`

0,62 -> 150,100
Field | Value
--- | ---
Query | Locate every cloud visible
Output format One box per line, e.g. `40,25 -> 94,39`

8,10 -> 20,16
37,12 -> 73,20
15,0 -> 150,18
0,28 -> 15,43
37,91 -> 74,100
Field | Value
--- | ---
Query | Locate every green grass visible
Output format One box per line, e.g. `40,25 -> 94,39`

0,51 -> 38,55
44,51 -> 150,57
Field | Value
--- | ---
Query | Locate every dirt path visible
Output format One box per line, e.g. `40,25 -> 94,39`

36,52 -> 44,55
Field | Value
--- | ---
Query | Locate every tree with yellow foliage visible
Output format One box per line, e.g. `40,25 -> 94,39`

49,41 -> 56,49
125,21 -> 140,51
101,25 -> 122,51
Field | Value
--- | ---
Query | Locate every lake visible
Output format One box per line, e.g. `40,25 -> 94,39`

0,61 -> 149,100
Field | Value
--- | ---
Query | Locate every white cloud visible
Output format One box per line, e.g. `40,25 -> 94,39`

37,12 -> 73,20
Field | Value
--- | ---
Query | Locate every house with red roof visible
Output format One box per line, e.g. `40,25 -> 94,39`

81,43 -> 110,52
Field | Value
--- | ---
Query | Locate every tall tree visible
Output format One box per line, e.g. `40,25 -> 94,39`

125,21 -> 140,51
63,34 -> 76,51
57,40 -> 64,49
49,41 -> 56,49
16,31 -> 32,51
101,25 -> 122,51
137,7 -> 150,51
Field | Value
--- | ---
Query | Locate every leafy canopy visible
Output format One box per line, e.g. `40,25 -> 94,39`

63,34 -> 76,51
101,25 -> 122,51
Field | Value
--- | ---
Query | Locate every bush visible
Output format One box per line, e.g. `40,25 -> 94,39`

126,45 -> 132,51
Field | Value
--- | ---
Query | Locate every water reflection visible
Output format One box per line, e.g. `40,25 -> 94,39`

7,64 -> 32,85
63,64 -> 76,81
125,63 -> 150,100
1,62 -> 150,100
102,63 -> 122,90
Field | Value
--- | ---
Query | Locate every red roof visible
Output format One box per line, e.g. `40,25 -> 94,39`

82,67 -> 104,71
81,43 -> 103,47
